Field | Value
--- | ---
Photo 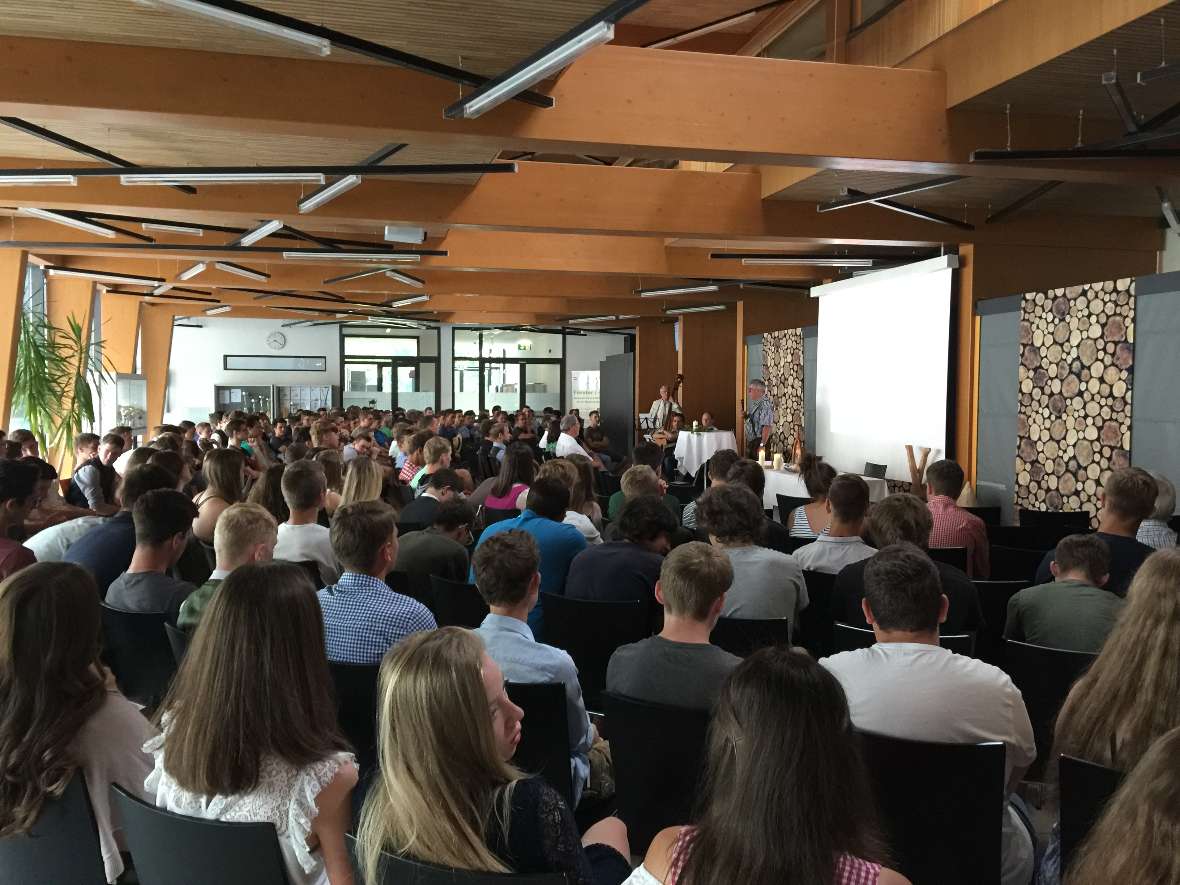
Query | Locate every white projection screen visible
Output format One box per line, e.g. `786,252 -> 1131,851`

814,257 -> 957,482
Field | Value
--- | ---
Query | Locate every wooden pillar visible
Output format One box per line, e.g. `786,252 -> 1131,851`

633,317 -> 677,428
0,250 -> 27,429
679,307 -> 738,431
45,272 -> 96,473
954,244 -> 980,485
139,305 -> 175,430
100,291 -> 141,374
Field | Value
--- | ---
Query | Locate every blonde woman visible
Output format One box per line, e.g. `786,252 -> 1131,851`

1038,548 -> 1180,885
538,458 -> 602,545
357,628 -> 630,885
340,457 -> 383,508
565,453 -> 603,529
192,447 -> 245,543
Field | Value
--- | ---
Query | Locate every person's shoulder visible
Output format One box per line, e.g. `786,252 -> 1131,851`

817,647 -> 874,676
642,826 -> 686,882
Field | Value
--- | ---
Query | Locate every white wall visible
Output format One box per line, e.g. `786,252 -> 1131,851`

166,318 -> 340,423
1164,229 -> 1180,274
565,331 -> 627,412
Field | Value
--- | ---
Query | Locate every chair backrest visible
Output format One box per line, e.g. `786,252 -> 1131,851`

540,593 -> 650,711
775,494 -> 812,525
863,462 -> 887,479
1002,640 -> 1097,780
346,834 -> 569,884
294,559 -> 323,590
164,622 -> 191,665
112,785 -> 290,885
1018,508 -> 1091,531
939,632 -> 976,656
985,524 -> 1056,551
100,604 -> 177,709
971,580 -> 1030,666
597,471 -> 622,497
989,545 -> 1049,583
429,575 -> 490,629
0,775 -> 106,885
831,621 -> 876,653
666,482 -> 696,506
604,692 -> 711,856
386,569 -> 434,610
859,731 -> 1006,885
328,661 -> 381,775
709,616 -> 791,658
505,682 -> 573,808
796,570 -> 837,658
1058,755 -> 1124,874
397,521 -> 427,536
482,507 -> 521,526
964,505 -> 1001,525
928,546 -> 968,571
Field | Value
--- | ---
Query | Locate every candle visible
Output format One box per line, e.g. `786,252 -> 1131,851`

773,453 -> 784,470
758,447 -> 766,464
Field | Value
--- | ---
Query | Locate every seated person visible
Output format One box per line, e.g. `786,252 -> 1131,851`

273,460 -> 340,587
723,459 -> 794,555
698,410 -> 716,429
177,502 -> 277,631
105,489 -> 199,623
554,415 -> 604,469
603,464 -> 680,540
832,493 -> 985,634
66,432 -> 121,514
606,541 -> 739,710
191,447 -> 246,543
397,429 -> 432,485
794,474 -> 877,574
537,458 -> 601,546
398,467 -> 463,529
697,483 -> 807,635
582,410 -> 615,461
395,498 -> 475,585
607,444 -> 672,521
411,436 -> 471,494
659,413 -> 684,479
820,543 -> 1036,885
566,496 -> 676,603
471,442 -> 535,510
1004,533 -> 1121,653
20,456 -> 92,537
473,531 -> 600,808
681,448 -> 740,530
1136,469 -> 1177,550
318,500 -> 436,664
0,459 -> 38,580
786,453 -> 837,539
1034,467 -> 1157,596
341,428 -> 374,464
925,459 -> 989,578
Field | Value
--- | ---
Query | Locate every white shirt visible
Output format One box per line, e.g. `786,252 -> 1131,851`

563,511 -> 602,546
273,523 -> 340,587
554,432 -> 585,459
23,515 -> 108,562
112,448 -> 136,477
793,535 -> 876,575
820,643 -> 1036,885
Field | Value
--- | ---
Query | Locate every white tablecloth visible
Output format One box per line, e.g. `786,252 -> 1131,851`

674,431 -> 739,477
762,466 -> 890,511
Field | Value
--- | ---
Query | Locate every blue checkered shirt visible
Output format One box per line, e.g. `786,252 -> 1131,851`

317,572 -> 437,664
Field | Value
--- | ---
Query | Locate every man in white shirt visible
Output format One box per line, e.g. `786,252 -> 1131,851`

794,474 -> 876,574
273,460 -> 340,586
23,514 -> 108,562
646,384 -> 681,432
820,543 -> 1036,885
554,414 -> 605,470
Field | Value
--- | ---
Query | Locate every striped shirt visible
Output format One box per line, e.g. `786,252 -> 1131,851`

662,827 -> 882,885
317,572 -> 436,664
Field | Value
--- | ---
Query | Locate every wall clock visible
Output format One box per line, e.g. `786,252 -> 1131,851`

266,330 -> 287,350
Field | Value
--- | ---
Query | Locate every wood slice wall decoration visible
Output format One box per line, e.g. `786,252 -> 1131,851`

1015,278 -> 1135,518
760,328 -> 805,455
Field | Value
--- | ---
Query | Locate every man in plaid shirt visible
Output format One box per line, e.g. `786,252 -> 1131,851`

924,459 -> 989,578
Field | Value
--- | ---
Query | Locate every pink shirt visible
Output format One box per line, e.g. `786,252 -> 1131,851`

485,483 -> 528,510
927,494 -> 990,578
666,827 -> 882,885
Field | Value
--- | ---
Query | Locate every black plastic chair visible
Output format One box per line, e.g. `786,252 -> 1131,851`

940,632 -> 976,656
100,604 -> 177,709
1059,755 -> 1124,874
863,462 -> 887,479
604,692 -> 711,856
989,545 -> 1049,583
540,593 -> 650,711
506,682 -> 574,808
293,559 -> 323,590
429,575 -> 490,629
0,775 -> 106,885
928,546 -> 968,571
112,785 -> 290,885
965,505 -> 1001,525
859,731 -> 1006,885
710,616 -> 791,658
386,569 -> 434,610
972,579 -> 1030,666
397,521 -> 427,536
1018,508 -> 1091,531
328,661 -> 380,775
666,482 -> 697,506
832,621 -> 877,653
797,570 -> 837,659
986,524 -> 1057,551
776,494 -> 811,525
597,472 -> 622,497
164,622 -> 191,664
346,834 -> 569,884
1002,640 -> 1097,780
482,507 -> 521,526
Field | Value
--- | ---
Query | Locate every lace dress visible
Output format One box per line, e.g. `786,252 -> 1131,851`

144,730 -> 353,885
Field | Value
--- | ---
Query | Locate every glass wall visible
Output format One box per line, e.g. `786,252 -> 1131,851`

449,328 -> 565,414
341,329 -> 439,411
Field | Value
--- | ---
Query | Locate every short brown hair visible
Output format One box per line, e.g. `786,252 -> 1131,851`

1103,467 -> 1157,523
706,449 -> 740,483
1053,533 -> 1111,586
472,530 -> 538,607
621,464 -> 661,499
925,459 -> 965,498
422,436 -> 451,466
866,493 -> 933,550
864,542 -> 942,633
828,474 -> 871,523
330,500 -> 398,572
281,459 -> 326,512
659,541 -> 733,620
214,503 -> 278,564
309,421 -> 338,447
697,483 -> 765,544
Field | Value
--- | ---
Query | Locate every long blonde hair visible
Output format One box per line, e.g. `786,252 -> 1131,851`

1066,726 -> 1180,884
340,457 -> 383,508
357,628 -> 519,881
1051,549 -> 1180,774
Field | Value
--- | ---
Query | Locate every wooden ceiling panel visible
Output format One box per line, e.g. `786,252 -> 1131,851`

624,0 -> 776,33
0,0 -> 609,73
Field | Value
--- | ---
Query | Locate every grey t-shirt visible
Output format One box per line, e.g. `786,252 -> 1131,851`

720,544 -> 808,631
105,571 -> 196,624
606,635 -> 741,711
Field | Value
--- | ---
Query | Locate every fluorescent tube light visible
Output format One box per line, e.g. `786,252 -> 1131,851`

383,225 -> 426,244
214,261 -> 270,281
233,219 -> 283,247
152,284 -> 173,296
177,262 -> 207,280
0,174 -> 78,186
322,267 -> 392,284
740,257 -> 875,268
45,266 -> 164,286
297,175 -> 360,214
132,0 -> 331,55
282,251 -> 418,261
636,283 -> 720,297
142,222 -> 204,236
615,315 -> 639,320
385,270 -> 425,288
449,20 -> 614,119
386,294 -> 430,308
120,172 -> 326,186
665,304 -> 727,315
646,9 -> 761,49
18,207 -> 117,238
568,315 -> 617,324
204,305 -> 233,315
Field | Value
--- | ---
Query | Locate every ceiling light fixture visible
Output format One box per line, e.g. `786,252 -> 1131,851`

214,261 -> 270,281
142,221 -> 204,236
665,304 -> 727,315
568,315 -> 617,324
204,304 -> 233,315
232,219 -> 284,247
386,294 -> 430,308
120,171 -> 326,186
297,175 -> 360,213
0,174 -> 78,186
44,266 -> 164,286
635,283 -> 720,297
131,0 -> 331,55
152,284 -> 173,295
740,257 -> 875,267
176,262 -> 208,280
18,207 -> 121,238
383,225 -> 426,244
385,269 -> 425,288
322,267 -> 392,284
282,250 -> 420,261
